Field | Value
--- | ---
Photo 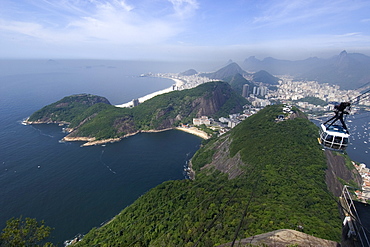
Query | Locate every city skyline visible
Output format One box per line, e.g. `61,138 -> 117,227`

1,0 -> 370,61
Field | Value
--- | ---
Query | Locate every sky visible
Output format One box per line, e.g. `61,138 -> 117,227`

1,0 -> 370,61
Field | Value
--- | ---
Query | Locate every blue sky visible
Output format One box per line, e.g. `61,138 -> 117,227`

1,0 -> 370,61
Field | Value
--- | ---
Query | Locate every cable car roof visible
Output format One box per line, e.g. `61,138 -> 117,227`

320,124 -> 350,138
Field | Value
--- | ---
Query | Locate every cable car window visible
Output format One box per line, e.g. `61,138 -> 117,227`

332,144 -> 340,149
334,136 -> 342,144
325,135 -> 333,142
343,138 -> 348,144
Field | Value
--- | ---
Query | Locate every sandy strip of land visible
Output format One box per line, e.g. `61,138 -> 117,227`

115,77 -> 184,108
175,127 -> 210,139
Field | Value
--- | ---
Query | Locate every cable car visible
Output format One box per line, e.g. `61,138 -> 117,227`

318,85 -> 370,151
319,124 -> 349,151
319,102 -> 351,151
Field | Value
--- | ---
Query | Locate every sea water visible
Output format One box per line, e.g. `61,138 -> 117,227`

312,112 -> 369,165
1,60 -> 368,244
0,60 -> 202,244
346,112 -> 370,165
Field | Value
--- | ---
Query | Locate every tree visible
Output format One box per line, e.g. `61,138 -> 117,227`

0,216 -> 54,247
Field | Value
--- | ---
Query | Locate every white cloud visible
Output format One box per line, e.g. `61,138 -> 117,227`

252,0 -> 370,28
169,0 -> 199,19
0,0 -> 197,46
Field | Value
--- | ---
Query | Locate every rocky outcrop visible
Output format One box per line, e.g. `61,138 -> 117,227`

113,115 -> 136,134
202,135 -> 245,179
192,88 -> 226,116
217,229 -> 339,247
325,150 -> 362,197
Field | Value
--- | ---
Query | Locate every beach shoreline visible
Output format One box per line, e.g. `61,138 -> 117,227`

62,127 -> 207,147
175,127 -> 210,140
115,77 -> 184,108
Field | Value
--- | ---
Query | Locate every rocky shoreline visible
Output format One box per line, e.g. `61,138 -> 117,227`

61,130 -> 174,147
24,119 -> 185,146
23,117 -> 208,149
22,118 -> 70,126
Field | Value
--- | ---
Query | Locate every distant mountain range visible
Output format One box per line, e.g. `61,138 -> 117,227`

193,62 -> 279,96
200,62 -> 250,79
243,50 -> 370,90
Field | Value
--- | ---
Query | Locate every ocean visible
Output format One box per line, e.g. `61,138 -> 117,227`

0,60 -> 368,245
313,112 -> 369,165
0,60 -> 203,244
345,112 -> 370,165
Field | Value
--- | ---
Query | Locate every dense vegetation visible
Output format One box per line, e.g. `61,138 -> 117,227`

294,96 -> 328,106
28,81 -> 247,141
28,94 -> 111,124
74,105 -> 342,246
0,216 -> 54,247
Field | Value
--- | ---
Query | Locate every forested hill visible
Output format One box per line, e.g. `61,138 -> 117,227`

74,105 -> 344,246
27,81 -> 247,142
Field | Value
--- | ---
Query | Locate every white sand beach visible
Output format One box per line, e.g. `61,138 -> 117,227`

115,77 -> 184,108
175,127 -> 210,139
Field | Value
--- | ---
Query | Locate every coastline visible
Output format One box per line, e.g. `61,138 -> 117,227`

115,77 -> 184,108
24,76 -> 208,147
62,128 -> 175,147
60,127 -> 208,147
175,127 -> 210,140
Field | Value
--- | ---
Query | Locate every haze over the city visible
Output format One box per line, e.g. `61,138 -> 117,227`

1,0 -> 370,61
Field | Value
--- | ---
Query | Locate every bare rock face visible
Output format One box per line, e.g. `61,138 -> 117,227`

151,83 -> 244,130
113,116 -> 136,135
217,229 -> 339,247
193,88 -> 226,116
325,150 -> 362,197
202,136 -> 245,179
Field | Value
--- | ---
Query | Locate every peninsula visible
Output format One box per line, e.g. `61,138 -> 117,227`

25,81 -> 247,146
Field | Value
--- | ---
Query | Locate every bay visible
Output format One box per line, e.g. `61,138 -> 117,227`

346,112 -> 370,165
0,60 -> 202,244
312,111 -> 369,165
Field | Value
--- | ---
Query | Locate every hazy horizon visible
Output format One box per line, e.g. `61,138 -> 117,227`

1,0 -> 370,62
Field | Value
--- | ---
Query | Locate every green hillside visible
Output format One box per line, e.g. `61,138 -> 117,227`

73,105 -> 342,246
27,94 -> 111,124
27,81 -> 247,141
223,73 -> 253,96
295,96 -> 328,106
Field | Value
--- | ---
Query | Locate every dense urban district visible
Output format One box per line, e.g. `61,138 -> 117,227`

150,69 -> 370,203
151,70 -> 369,126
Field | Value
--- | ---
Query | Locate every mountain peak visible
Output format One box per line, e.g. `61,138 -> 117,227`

200,62 -> 249,80
339,50 -> 348,57
179,69 -> 198,76
338,50 -> 348,62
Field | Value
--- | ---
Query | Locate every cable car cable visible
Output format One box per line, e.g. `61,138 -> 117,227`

192,188 -> 241,247
349,88 -> 370,104
230,176 -> 260,247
